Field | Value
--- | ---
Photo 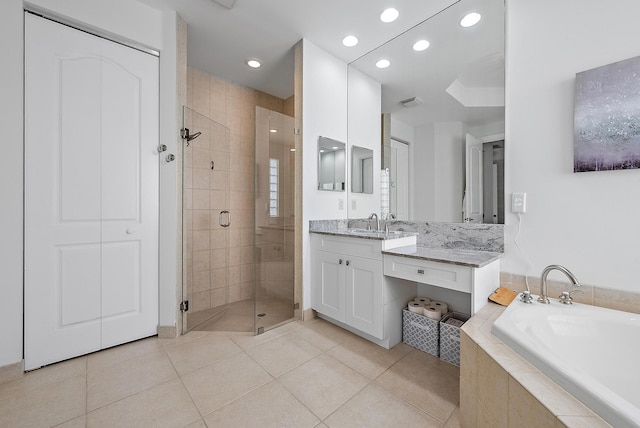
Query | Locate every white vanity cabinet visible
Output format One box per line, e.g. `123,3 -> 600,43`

315,250 -> 383,338
310,233 -> 416,347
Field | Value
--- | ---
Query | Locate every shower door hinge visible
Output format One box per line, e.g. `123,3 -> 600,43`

294,303 -> 299,310
180,300 -> 189,312
294,128 -> 300,135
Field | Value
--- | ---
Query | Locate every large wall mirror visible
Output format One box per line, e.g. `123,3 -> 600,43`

317,136 -> 346,191
347,0 -> 505,223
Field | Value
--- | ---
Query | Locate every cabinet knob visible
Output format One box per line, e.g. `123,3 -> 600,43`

346,260 -> 350,266
417,269 -> 424,274
339,259 -> 343,264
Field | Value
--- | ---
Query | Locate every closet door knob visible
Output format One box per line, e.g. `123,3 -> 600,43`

126,228 -> 134,234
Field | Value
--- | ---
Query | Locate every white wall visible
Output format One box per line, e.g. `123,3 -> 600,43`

0,0 -> 24,368
348,67 -> 381,217
434,122 -> 466,222
301,40 -> 348,309
469,120 -> 505,142
390,117 -> 415,144
0,0 -> 180,368
413,123 -> 436,220
504,0 -> 640,291
159,11 -> 181,332
301,40 -> 382,310
412,121 -> 467,222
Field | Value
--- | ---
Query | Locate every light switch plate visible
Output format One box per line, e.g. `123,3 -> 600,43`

351,199 -> 357,210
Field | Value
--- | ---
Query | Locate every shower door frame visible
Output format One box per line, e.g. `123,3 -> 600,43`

180,106 -> 238,333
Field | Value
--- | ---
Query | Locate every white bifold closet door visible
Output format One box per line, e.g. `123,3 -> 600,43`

24,13 -> 159,370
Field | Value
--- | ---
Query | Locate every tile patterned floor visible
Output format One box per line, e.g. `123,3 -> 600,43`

0,318 -> 461,427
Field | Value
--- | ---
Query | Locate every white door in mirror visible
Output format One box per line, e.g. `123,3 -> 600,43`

464,133 -> 483,222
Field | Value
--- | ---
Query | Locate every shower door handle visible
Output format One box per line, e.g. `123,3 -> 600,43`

219,210 -> 231,227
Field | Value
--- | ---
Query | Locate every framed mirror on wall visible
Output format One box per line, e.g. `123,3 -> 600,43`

317,136 -> 346,191
351,145 -> 373,194
347,0 -> 505,223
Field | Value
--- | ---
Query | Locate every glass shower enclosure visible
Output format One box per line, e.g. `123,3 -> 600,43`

254,106 -> 296,333
181,106 -> 296,334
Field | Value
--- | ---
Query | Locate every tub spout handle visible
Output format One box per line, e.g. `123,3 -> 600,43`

558,289 -> 583,305
520,290 -> 533,304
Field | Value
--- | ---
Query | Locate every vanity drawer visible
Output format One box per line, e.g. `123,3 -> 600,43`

383,255 -> 472,293
313,235 -> 382,260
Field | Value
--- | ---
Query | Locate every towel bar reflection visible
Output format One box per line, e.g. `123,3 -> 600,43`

219,210 -> 231,227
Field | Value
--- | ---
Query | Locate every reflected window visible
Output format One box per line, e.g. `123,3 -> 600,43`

269,158 -> 279,217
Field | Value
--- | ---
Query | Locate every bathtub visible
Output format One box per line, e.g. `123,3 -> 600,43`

492,298 -> 640,428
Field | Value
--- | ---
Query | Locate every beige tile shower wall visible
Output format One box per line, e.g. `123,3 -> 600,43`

185,67 -> 289,316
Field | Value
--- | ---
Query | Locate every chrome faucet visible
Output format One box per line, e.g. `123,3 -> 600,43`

367,213 -> 380,231
538,265 -> 581,304
384,213 -> 397,234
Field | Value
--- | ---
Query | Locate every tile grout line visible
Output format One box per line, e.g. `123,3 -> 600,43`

169,340 -> 210,424
85,356 -> 88,425
372,348 -> 461,426
193,345 -> 277,422
52,359 -> 90,427
85,342 -> 181,415
272,375 -> 324,424
204,324 -> 348,424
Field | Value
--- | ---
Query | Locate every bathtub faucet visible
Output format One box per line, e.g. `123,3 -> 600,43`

538,265 -> 581,304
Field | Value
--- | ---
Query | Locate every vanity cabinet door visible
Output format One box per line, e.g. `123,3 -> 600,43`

315,251 -> 345,322
345,255 -> 384,339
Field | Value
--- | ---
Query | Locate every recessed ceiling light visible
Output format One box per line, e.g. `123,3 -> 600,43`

319,149 -> 325,153
460,12 -> 481,27
332,146 -> 339,150
413,40 -> 430,51
380,8 -> 399,23
246,58 -> 262,68
342,35 -> 359,47
376,59 -> 391,69
270,129 -> 278,133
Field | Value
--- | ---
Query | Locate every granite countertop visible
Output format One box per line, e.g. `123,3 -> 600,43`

382,245 -> 502,268
309,228 -> 417,241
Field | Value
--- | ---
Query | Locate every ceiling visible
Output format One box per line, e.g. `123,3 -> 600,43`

140,0 -> 504,129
